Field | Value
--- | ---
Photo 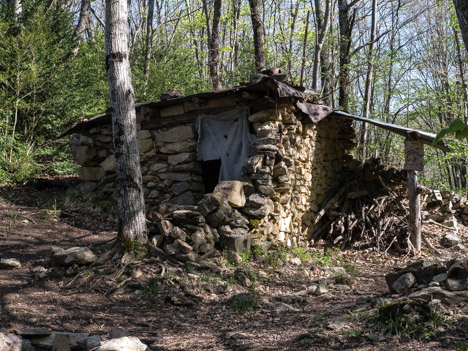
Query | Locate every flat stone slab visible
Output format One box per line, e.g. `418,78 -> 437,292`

50,247 -> 96,266
29,332 -> 89,349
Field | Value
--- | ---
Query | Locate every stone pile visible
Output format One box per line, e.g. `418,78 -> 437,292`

421,187 -> 468,227
0,327 -> 149,351
385,260 -> 468,304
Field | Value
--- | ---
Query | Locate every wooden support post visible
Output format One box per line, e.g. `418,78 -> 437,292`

407,170 -> 421,251
404,132 -> 424,252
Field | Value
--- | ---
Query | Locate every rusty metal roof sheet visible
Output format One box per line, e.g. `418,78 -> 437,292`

296,102 -> 449,152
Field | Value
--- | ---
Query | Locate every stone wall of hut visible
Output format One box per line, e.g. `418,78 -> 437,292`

69,103 -> 355,251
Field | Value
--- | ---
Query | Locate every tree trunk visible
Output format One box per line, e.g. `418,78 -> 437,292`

360,0 -> 377,160
13,0 -> 22,20
248,0 -> 266,72
105,0 -> 147,249
286,1 -> 300,76
312,0 -> 332,91
453,0 -> 468,53
337,0 -> 357,111
206,0 -> 222,90
143,0 -> 154,95
71,0 -> 91,57
300,10 -> 310,87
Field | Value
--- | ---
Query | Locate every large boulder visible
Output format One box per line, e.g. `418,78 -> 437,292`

213,181 -> 246,208
218,228 -> 251,253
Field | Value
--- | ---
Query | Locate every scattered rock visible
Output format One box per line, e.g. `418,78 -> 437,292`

289,257 -> 301,266
391,272 -> 416,294
0,258 -> 21,269
273,302 -> 298,312
0,330 -> 22,351
29,332 -> 89,350
108,327 -> 127,339
96,336 -> 148,351
441,233 -> 460,248
314,282 -> 329,296
408,287 -> 468,305
228,332 -> 250,340
227,251 -> 242,265
50,247 -> 96,266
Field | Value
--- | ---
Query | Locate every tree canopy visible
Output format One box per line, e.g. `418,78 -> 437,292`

0,0 -> 466,193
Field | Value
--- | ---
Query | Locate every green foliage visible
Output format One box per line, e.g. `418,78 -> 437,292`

376,300 -> 444,340
230,293 -> 261,311
433,119 -> 468,144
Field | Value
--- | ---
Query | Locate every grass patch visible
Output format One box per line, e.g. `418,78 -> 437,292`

230,293 -> 261,311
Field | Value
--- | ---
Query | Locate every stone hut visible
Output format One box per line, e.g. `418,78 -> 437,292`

65,75 -> 360,255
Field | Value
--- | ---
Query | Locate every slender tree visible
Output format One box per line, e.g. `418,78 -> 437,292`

248,0 -> 266,72
337,0 -> 358,110
453,0 -> 468,53
71,0 -> 91,57
105,0 -> 147,250
312,0 -> 332,91
203,0 -> 222,90
360,0 -> 377,159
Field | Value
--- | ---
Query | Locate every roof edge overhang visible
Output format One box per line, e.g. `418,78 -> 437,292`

295,102 -> 449,152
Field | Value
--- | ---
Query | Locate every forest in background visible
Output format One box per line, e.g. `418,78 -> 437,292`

0,0 -> 466,194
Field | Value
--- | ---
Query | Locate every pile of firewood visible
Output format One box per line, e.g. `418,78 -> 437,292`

311,157 -> 467,253
311,158 -> 412,252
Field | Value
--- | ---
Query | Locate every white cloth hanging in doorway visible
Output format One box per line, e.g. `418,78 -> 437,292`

195,106 -> 251,182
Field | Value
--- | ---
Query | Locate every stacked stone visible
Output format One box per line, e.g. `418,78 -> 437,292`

69,125 -> 115,194
69,124 -> 206,210
422,188 -> 468,226
150,181 -> 250,260
240,107 -> 353,248
69,104 -> 357,253
144,125 -> 204,208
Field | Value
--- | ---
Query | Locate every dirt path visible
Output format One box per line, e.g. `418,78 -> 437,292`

0,180 -> 466,350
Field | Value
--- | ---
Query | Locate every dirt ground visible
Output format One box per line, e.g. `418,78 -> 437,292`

0,178 -> 467,351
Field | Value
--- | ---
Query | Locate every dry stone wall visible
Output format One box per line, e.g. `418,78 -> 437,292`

69,103 -> 355,257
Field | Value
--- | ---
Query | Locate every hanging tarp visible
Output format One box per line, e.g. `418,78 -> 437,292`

195,107 -> 251,182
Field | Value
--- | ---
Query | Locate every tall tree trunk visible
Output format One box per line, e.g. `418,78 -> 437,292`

453,0 -> 468,53
300,10 -> 310,86
71,0 -> 91,57
204,0 -> 222,90
320,38 -> 334,106
312,0 -> 332,91
360,0 -> 377,160
12,0 -> 22,20
105,0 -> 147,249
453,26 -> 468,125
287,1 -> 300,76
337,0 -> 357,111
231,0 -> 241,72
143,0 -> 154,95
248,0 -> 266,72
